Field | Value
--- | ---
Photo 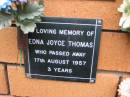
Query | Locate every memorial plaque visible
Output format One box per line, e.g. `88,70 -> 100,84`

25,17 -> 102,83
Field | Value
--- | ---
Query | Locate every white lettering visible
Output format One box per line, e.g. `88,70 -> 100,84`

35,50 -> 47,55
59,29 -> 84,36
29,39 -> 44,45
68,41 -> 93,48
54,68 -> 72,74
47,59 -> 69,65
49,50 -> 70,56
47,40 -> 65,47
72,61 -> 86,66
86,31 -> 94,36
72,52 -> 86,57
34,58 -> 45,63
36,29 -> 57,35
48,67 -> 52,72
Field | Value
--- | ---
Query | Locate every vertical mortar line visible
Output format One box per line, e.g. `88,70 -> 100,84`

3,64 -> 11,95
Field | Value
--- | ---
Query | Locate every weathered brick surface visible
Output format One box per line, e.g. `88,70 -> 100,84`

0,28 -> 19,64
44,0 -> 122,30
98,32 -> 130,72
0,64 -> 8,94
8,66 -> 119,97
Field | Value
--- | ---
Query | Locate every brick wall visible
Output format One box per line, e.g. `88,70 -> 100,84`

0,0 -> 130,97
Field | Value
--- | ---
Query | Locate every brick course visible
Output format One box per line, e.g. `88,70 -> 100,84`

44,0 -> 122,30
8,66 -> 119,97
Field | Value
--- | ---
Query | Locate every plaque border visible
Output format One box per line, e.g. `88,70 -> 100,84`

26,18 -> 102,83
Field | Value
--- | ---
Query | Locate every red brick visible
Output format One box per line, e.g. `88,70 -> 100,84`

0,28 -> 19,64
0,28 -> 24,64
98,32 -> 130,72
8,66 -> 119,97
0,64 -> 8,94
44,0 -> 122,30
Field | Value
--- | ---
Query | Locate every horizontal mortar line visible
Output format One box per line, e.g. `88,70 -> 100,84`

0,62 -> 130,75
1,62 -> 130,76
98,69 -> 130,76
102,29 -> 128,33
38,22 -> 102,26
0,62 -> 24,66
10,25 -> 128,34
